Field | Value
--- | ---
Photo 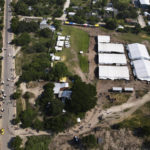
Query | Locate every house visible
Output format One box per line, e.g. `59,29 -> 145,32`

40,19 -> 56,31
139,0 -> 150,9
55,46 -> 62,51
68,12 -> 76,16
58,90 -> 72,100
53,82 -> 69,94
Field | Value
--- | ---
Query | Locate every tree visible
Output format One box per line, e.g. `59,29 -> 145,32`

82,134 -> 97,149
105,18 -> 118,30
39,28 -> 52,38
32,119 -> 43,131
10,136 -> 22,150
12,91 -> 21,99
66,80 -> 97,113
53,20 -> 61,30
52,62 -> 69,81
132,24 -> 141,34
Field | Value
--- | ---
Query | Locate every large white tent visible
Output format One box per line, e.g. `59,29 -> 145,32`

98,53 -> 127,65
132,59 -> 150,81
127,43 -> 150,60
98,66 -> 129,80
97,35 -> 110,43
98,43 -> 124,53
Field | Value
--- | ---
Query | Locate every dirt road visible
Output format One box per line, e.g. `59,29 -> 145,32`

49,91 -> 150,149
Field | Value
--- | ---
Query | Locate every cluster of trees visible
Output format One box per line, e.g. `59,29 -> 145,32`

11,0 -> 65,17
10,136 -> 23,150
11,17 -> 39,34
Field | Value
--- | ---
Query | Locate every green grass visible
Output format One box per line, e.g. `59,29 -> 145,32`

62,26 -> 89,53
78,55 -> 89,73
16,98 -> 23,118
60,26 -> 89,73
71,0 -> 91,6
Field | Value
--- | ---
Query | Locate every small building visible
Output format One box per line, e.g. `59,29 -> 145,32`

98,66 -> 129,80
98,53 -> 127,65
40,19 -> 55,32
68,12 -> 76,16
58,90 -> 72,99
50,54 -> 61,61
124,87 -> 134,92
97,35 -> 110,43
53,83 -> 69,94
59,77 -> 67,82
127,43 -> 150,60
28,6 -> 32,11
112,87 -> 122,92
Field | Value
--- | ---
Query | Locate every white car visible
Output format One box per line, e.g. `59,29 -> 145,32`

7,78 -> 10,81
1,108 -> 4,112
1,81 -> 4,84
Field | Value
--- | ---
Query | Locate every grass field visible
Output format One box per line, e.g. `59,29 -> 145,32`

57,26 -> 89,73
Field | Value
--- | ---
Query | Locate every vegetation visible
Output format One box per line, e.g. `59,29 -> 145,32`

24,135 -> 51,150
10,136 -> 23,150
11,0 -> 65,17
81,134 -> 97,149
112,102 -> 150,148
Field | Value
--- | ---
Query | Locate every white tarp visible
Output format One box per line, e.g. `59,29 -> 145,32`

98,53 -> 127,65
98,43 -> 124,53
127,43 -> 150,60
55,46 -> 62,51
98,66 -> 129,80
132,59 -> 150,81
98,35 -> 110,43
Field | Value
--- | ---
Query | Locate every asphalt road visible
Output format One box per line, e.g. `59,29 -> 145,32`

0,0 -> 16,149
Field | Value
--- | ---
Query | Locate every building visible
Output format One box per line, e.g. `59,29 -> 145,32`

139,0 -> 150,8
97,35 -> 110,43
98,66 -> 129,80
98,53 -> 127,65
58,90 -> 72,99
57,36 -> 66,41
50,54 -> 61,61
131,59 -> 150,81
68,12 -> 76,16
55,46 -> 62,51
57,41 -> 64,47
53,83 -> 69,94
127,43 -> 150,60
40,19 -> 56,31
98,43 -> 124,53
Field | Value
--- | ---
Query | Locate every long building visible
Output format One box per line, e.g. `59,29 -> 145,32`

98,53 -> 127,65
98,43 -> 124,53
131,59 -> 150,81
98,66 -> 129,80
127,43 -> 150,60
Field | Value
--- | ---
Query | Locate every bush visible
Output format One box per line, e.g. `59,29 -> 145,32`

10,136 -> 22,150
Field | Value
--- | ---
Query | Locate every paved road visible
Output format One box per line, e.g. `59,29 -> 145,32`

0,0 -> 16,149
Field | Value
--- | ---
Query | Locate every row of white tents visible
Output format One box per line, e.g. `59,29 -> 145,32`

97,35 -> 130,80
127,43 -> 150,81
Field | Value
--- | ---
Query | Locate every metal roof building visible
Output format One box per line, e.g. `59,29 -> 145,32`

98,66 -> 129,80
132,59 -> 150,81
127,43 -> 150,60
53,83 -> 69,94
97,35 -> 110,43
139,0 -> 150,5
98,53 -> 127,65
98,43 -> 124,53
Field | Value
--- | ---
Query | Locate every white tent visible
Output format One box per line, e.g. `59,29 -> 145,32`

98,53 -> 127,65
132,59 -> 150,81
57,36 -> 65,41
97,35 -> 110,43
127,43 -> 150,60
57,41 -> 64,47
55,46 -> 62,51
98,43 -> 124,53
98,66 -> 129,80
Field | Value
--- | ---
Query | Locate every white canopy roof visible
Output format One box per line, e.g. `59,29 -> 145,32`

139,0 -> 150,5
127,43 -> 150,60
55,46 -> 62,51
98,53 -> 127,65
98,66 -> 129,80
57,36 -> 65,41
98,43 -> 124,53
53,83 -> 69,94
132,59 -> 150,81
98,35 -> 110,43
57,41 -> 64,47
